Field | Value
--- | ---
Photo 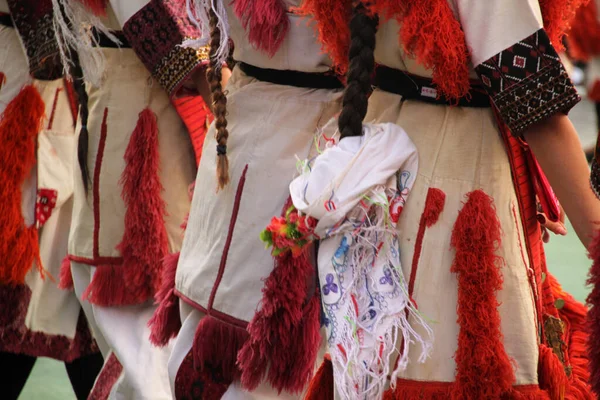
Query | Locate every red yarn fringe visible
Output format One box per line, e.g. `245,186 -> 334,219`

115,108 -> 169,306
567,0 -> 600,61
305,356 -> 334,400
0,85 -> 45,286
232,0 -> 289,56
82,264 -> 145,306
449,190 -> 514,399
58,256 -> 74,290
587,229 -> 600,397
538,344 -> 569,399
148,252 -> 181,347
385,381 -> 551,400
75,0 -> 108,16
192,315 -> 249,383
539,0 -> 588,53
238,197 -> 321,394
295,0 -> 353,74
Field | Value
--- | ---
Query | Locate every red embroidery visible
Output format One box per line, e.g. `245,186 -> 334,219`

35,188 -> 58,228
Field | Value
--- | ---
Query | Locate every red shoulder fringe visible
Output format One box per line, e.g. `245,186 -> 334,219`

232,0 -> 289,56
0,85 -> 45,285
297,0 -> 585,100
566,0 -> 600,61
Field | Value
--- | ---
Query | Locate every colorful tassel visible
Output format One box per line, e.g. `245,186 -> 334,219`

232,0 -> 289,56
238,199 -> 321,393
0,85 -> 45,286
192,315 -> 249,383
305,356 -> 334,400
450,190 -> 515,399
114,108 -> 168,305
58,256 -> 74,290
587,229 -> 600,397
148,252 -> 182,347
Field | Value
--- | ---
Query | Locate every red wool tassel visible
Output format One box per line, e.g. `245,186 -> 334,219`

116,108 -> 169,305
295,0 -> 353,74
587,229 -> 600,398
538,344 -> 568,400
567,0 -> 600,62
75,0 -> 108,16
148,252 -> 182,347
539,0 -> 588,52
0,85 -> 45,285
232,0 -> 289,56
82,264 -> 145,306
58,256 -> 74,290
192,315 -> 249,383
238,198 -> 321,393
449,190 -> 515,399
305,356 -> 334,400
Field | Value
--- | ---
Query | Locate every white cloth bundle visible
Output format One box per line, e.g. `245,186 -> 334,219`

290,123 -> 433,399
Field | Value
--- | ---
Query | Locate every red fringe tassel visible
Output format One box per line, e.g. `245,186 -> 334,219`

148,252 -> 181,347
449,190 -> 515,399
305,356 -> 334,400
75,0 -> 108,16
539,0 -> 588,52
192,315 -> 249,383
567,0 -> 600,61
103,108 -> 168,306
295,0 -> 353,74
587,230 -> 600,397
58,256 -> 74,290
232,0 -> 289,56
238,198 -> 321,394
0,85 -> 45,286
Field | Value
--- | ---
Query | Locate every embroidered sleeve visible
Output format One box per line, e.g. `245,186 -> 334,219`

592,140 -> 600,199
474,29 -> 580,135
7,0 -> 63,80
122,0 -> 210,97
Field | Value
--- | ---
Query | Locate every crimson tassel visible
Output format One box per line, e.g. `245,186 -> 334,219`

305,357 -> 334,400
232,0 -> 289,56
538,344 -> 568,399
238,199 -> 321,393
192,315 -> 249,383
58,256 -> 74,290
76,0 -> 109,16
449,190 -> 514,399
113,108 -> 168,305
0,85 -> 45,285
148,252 -> 181,347
539,0 -> 587,52
295,0 -> 353,74
587,230 -> 600,397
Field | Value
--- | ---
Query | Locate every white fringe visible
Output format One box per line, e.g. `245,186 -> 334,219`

51,0 -> 121,87
328,197 -> 433,399
184,0 -> 230,67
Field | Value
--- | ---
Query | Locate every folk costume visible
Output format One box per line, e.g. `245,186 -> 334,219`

0,0 -> 100,398
147,0 -> 344,398
47,0 -> 208,398
276,0 -> 592,399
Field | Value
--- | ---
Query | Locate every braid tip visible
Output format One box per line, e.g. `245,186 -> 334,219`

216,153 -> 230,190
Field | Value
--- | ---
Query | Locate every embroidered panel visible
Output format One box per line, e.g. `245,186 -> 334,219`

36,188 -> 58,229
475,29 -> 580,135
592,140 -> 600,199
122,0 -> 210,96
7,0 -> 63,80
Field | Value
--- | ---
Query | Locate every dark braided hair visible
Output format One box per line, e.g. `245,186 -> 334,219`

71,58 -> 91,194
338,3 -> 378,139
207,9 -> 230,189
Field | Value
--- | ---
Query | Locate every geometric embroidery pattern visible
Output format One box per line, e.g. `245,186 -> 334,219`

36,188 -> 58,229
122,0 -> 210,96
475,29 -> 580,135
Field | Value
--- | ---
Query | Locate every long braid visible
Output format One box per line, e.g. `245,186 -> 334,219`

208,9 -> 230,189
338,3 -> 378,139
71,59 -> 91,193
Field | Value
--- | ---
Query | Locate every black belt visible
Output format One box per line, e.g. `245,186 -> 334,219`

375,65 -> 490,108
0,13 -> 13,28
238,62 -> 343,90
92,28 -> 131,48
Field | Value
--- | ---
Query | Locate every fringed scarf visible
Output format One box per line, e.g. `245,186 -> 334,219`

298,0 -> 587,100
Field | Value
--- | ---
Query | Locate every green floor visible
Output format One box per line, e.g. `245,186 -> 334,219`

18,220 -> 593,400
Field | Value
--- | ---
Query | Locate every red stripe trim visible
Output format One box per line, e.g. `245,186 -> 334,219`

47,88 -> 61,130
68,254 -> 123,266
207,164 -> 249,310
176,289 -> 248,329
93,108 -> 108,259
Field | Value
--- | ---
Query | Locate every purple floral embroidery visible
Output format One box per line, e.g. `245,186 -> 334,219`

323,274 -> 339,295
379,269 -> 393,285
